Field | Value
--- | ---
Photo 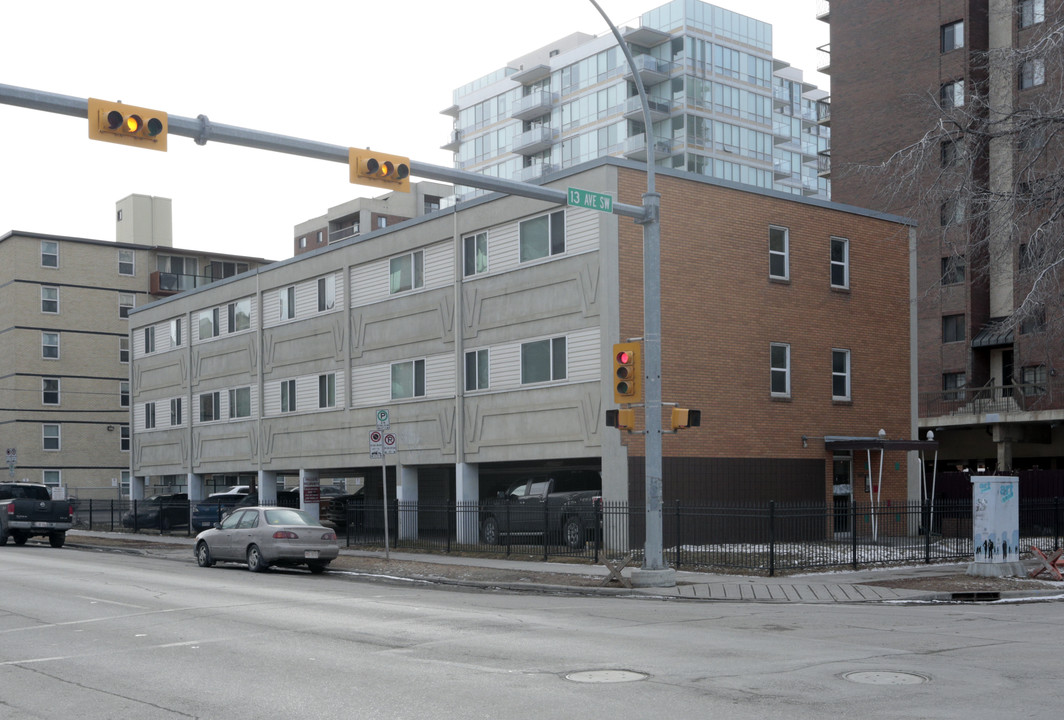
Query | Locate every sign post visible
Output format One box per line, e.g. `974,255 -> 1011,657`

5,448 -> 15,477
372,410 -> 397,559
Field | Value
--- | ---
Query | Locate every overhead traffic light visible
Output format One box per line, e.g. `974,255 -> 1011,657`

349,149 -> 410,192
671,408 -> 701,431
612,342 -> 641,404
87,98 -> 167,151
605,408 -> 635,431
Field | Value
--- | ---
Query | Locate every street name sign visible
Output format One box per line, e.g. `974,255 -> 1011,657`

567,187 -> 613,213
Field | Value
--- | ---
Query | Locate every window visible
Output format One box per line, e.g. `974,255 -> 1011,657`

1021,365 -> 1046,396
41,240 -> 58,268
170,398 -> 182,426
119,293 -> 135,318
199,308 -> 219,339
43,424 -> 60,450
1020,305 -> 1047,334
317,275 -> 336,312
377,216 -> 388,230
120,337 -> 130,364
280,379 -> 297,413
941,139 -> 960,168
942,314 -> 965,343
521,337 -> 567,384
144,326 -> 155,354
519,211 -> 565,263
229,387 -> 251,419
41,286 -> 58,313
120,426 -> 130,452
940,79 -> 964,109
42,378 -> 59,405
1020,0 -> 1045,28
940,198 -> 964,227
228,299 -> 251,332
832,349 -> 851,400
118,249 -> 135,275
208,261 -> 248,281
390,251 -> 424,293
770,343 -> 790,397
280,286 -> 295,319
318,373 -> 336,408
464,232 -> 488,276
200,392 -> 220,422
299,236 -> 307,248
170,318 -> 182,347
943,372 -> 966,401
941,256 -> 966,284
1020,58 -> 1045,89
42,332 -> 59,359
425,195 -> 442,213
830,237 -> 849,288
769,226 -> 789,280
43,470 -> 60,487
941,20 -> 964,52
465,349 -> 490,391
391,360 -> 426,399
120,381 -> 129,408
144,402 -> 156,430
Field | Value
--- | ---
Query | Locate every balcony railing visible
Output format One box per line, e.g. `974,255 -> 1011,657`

511,90 -> 556,121
150,271 -> 213,296
920,379 -> 1064,419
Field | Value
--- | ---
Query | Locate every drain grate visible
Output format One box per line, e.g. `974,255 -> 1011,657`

843,671 -> 930,686
566,670 -> 647,684
950,591 -> 1001,602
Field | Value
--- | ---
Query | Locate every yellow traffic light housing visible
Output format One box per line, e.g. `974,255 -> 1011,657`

349,149 -> 410,192
87,98 -> 167,151
671,408 -> 701,431
612,342 -> 641,404
605,408 -> 635,431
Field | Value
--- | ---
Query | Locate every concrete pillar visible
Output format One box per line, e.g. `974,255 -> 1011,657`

258,470 -> 278,505
299,468 -> 320,521
455,462 -> 480,545
131,476 -> 148,501
187,473 -> 205,502
397,465 -> 419,540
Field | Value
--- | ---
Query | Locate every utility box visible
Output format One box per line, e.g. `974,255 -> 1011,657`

968,476 -> 1024,577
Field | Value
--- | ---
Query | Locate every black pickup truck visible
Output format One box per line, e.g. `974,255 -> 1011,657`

0,482 -> 74,547
480,474 -> 602,549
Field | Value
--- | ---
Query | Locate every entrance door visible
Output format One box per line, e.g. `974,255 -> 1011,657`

832,454 -> 852,534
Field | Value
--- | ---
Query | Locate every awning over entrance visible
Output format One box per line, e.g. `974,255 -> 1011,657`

824,437 -> 938,452
971,318 -> 1014,349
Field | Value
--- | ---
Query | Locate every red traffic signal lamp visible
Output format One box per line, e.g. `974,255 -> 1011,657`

671,408 -> 701,431
349,149 -> 411,192
612,342 -> 641,403
87,98 -> 167,151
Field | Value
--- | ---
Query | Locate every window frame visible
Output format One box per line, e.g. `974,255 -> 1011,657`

144,325 -> 156,354
41,240 -> 58,268
465,348 -> 490,391
1020,0 -> 1045,28
200,391 -> 221,422
389,251 -> 425,294
770,342 -> 791,397
228,298 -> 251,333
940,256 -> 966,285
42,424 -> 60,451
463,232 -> 489,277
170,397 -> 182,426
199,307 -> 220,339
520,337 -> 567,385
42,331 -> 59,359
940,79 -> 965,109
830,237 -> 850,289
118,249 -> 135,276
41,285 -> 59,314
120,425 -> 130,452
318,373 -> 336,408
943,371 -> 966,401
940,20 -> 964,53
120,337 -> 130,364
280,286 -> 295,320
317,275 -> 336,312
280,379 -> 297,413
832,348 -> 851,401
1020,58 -> 1045,89
144,401 -> 156,430
229,386 -> 252,419
519,210 -> 566,263
42,377 -> 60,405
391,359 -> 426,400
170,318 -> 182,347
768,226 -> 789,280
120,380 -> 130,408
942,314 -> 966,343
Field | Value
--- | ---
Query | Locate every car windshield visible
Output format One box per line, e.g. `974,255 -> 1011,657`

264,508 -> 316,526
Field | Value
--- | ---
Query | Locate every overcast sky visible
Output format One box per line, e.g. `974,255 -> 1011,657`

0,0 -> 828,262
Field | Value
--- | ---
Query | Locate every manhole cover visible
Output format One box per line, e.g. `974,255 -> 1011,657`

842,671 -> 929,685
566,670 -> 647,684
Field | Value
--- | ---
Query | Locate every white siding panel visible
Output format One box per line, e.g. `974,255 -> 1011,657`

423,241 -> 454,289
262,288 -> 283,329
263,380 -> 280,416
565,207 -> 599,255
425,353 -> 456,398
294,280 -> 317,318
295,375 -> 318,413
488,223 -> 520,275
132,402 -> 145,431
350,260 -> 389,308
351,364 -> 391,407
566,327 -> 600,381
489,343 -> 522,391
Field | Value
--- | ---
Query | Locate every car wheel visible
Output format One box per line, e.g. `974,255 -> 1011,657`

246,544 -> 268,572
481,516 -> 500,545
563,517 -> 584,549
196,541 -> 215,568
12,532 -> 28,546
307,561 -> 329,574
49,532 -> 65,548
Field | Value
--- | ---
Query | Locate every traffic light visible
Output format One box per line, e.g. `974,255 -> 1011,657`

671,408 -> 701,431
87,98 -> 167,151
605,408 -> 635,431
349,149 -> 411,192
612,342 -> 641,403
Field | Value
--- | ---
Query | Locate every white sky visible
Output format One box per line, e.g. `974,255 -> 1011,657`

0,0 -> 828,262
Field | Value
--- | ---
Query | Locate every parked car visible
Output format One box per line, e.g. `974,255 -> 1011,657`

0,482 -> 74,547
194,506 -> 339,573
209,485 -> 250,498
231,490 -> 299,512
121,494 -> 189,530
191,493 -> 246,532
480,473 -> 602,549
321,488 -> 365,529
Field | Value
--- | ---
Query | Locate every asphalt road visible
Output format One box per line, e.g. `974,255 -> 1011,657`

1,545 -> 1060,719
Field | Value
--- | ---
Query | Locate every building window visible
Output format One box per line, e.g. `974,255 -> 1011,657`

144,326 -> 155,354
120,381 -> 129,408
199,308 -> 219,339
41,286 -> 58,313
280,286 -> 295,320
1020,58 -> 1045,89
521,337 -> 567,384
43,470 -> 60,487
942,314 -> 965,343
170,318 -> 182,347
42,332 -> 59,359
465,349 -> 489,391
144,402 -> 156,429
229,387 -> 251,419
770,343 -> 790,397
43,424 -> 60,451
1021,365 -> 1046,395
425,195 -> 442,213
228,299 -> 251,332
940,139 -> 959,168
121,425 -> 130,451
119,293 -> 135,318
280,379 -> 296,413
118,249 -> 135,276
519,211 -> 565,262
41,240 -> 58,268
832,349 -> 851,401
200,392 -> 220,422
299,236 -> 307,248
120,337 -> 130,364
391,360 -> 426,399
317,230 -> 323,243
940,79 -> 964,109
1020,305 -> 1047,334
377,217 -> 388,230
170,398 -> 182,426
1020,0 -> 1045,28
940,198 -> 964,227
941,20 -> 964,52
943,372 -> 966,401
941,256 -> 966,284
830,237 -> 849,288
769,226 -> 789,280
317,275 -> 336,312
464,232 -> 488,276
42,378 -> 59,405
318,373 -> 336,408
390,251 -> 424,294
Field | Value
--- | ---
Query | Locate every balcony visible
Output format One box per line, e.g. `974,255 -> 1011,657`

623,95 -> 671,123
816,0 -> 830,22
920,379 -> 1064,421
622,134 -> 672,162
817,101 -> 831,127
512,126 -> 556,155
517,164 -> 556,183
150,271 -> 212,296
511,90 -> 556,121
817,43 -> 831,75
623,54 -> 673,86
328,224 -> 359,244
817,150 -> 831,178
441,129 -> 461,152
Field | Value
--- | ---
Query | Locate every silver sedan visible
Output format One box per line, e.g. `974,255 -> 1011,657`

194,506 -> 339,573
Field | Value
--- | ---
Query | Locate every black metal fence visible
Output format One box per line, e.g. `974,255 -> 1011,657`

71,496 -> 1064,576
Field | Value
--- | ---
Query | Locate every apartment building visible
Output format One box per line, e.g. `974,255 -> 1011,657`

0,195 -> 273,499
442,0 -> 830,202
128,158 -> 916,537
822,0 -> 1064,471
